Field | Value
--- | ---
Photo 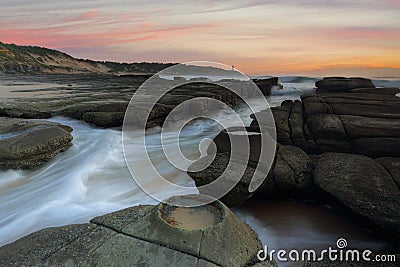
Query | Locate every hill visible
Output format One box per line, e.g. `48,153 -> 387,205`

0,42 -> 174,74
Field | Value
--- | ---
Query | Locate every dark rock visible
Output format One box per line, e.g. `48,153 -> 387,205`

173,76 -> 187,81
82,111 -> 125,128
207,126 -> 264,164
270,107 -> 291,145
252,77 -> 279,96
0,75 -> 246,129
316,77 -> 375,93
259,145 -> 314,200
188,152 -> 266,206
272,91 -> 400,157
190,144 -> 313,204
376,157 -> 400,189
353,138 -> 400,158
0,117 -> 73,169
314,153 -> 400,241
307,114 -> 347,140
340,115 -> 400,139
331,103 -> 400,119
350,87 -> 400,95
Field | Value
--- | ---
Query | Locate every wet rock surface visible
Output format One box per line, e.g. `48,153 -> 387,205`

252,85 -> 400,158
0,117 -> 73,169
0,74 -> 275,129
0,200 -> 277,267
314,153 -> 400,241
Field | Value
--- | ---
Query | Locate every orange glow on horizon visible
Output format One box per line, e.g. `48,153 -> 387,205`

0,0 -> 399,76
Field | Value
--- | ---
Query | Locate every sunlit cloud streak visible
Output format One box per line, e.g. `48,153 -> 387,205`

0,0 -> 399,75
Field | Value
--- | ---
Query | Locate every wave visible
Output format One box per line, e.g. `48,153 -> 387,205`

279,76 -> 319,84
372,79 -> 400,88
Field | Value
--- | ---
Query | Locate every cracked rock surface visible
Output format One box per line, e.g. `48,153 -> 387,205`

0,117 -> 73,169
0,202 -> 277,267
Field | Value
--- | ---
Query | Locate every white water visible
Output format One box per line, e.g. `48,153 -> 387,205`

0,94 -> 274,246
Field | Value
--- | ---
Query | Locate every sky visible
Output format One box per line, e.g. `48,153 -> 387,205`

1,0 -> 400,76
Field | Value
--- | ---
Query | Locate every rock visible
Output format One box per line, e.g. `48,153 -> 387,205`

350,87 -> 400,95
174,76 -> 187,81
0,199 -> 276,267
188,152 -> 266,206
270,107 -> 291,145
306,114 -> 352,152
0,117 -> 73,169
340,115 -> 400,139
252,77 -> 280,96
289,100 -> 307,147
190,143 -> 313,204
316,77 -> 375,93
0,100 -> 51,119
269,91 -> 400,157
353,138 -> 400,158
0,75 -> 247,129
307,114 -> 347,140
331,103 -> 400,119
313,153 -> 400,241
376,157 -> 400,188
82,111 -> 125,128
257,145 -> 314,200
206,126 -> 264,164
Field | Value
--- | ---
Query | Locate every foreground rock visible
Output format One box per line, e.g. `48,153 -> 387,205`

0,197 -> 276,267
314,153 -> 400,241
0,117 -> 73,169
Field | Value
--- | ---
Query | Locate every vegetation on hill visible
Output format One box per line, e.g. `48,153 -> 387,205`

0,41 -> 174,74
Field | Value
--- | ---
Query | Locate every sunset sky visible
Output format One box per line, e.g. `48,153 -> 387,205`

1,0 -> 399,76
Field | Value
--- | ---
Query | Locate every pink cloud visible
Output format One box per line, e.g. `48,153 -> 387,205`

71,10 -> 99,22
0,22 -> 226,49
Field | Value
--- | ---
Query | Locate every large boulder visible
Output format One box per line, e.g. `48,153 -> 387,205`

0,117 -> 73,169
316,77 -> 375,93
256,145 -> 314,200
313,153 -> 400,241
0,199 -> 276,267
189,144 -> 314,205
188,152 -> 265,206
